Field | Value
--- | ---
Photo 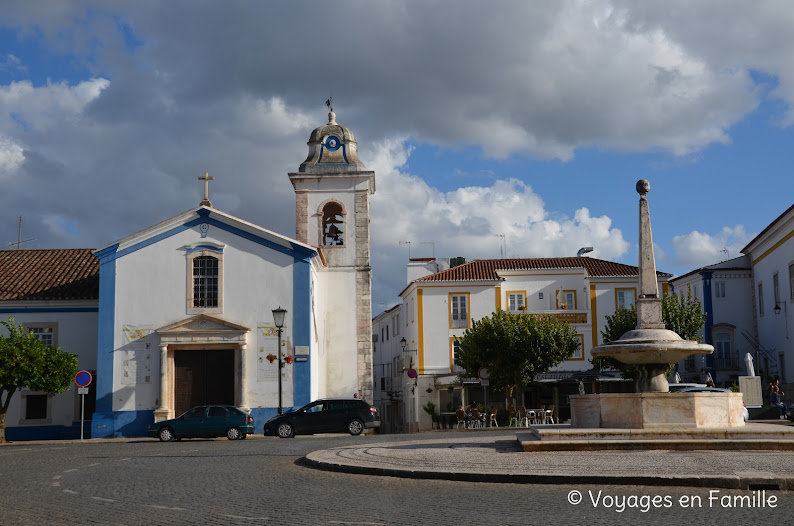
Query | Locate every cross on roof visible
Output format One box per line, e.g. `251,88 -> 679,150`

199,172 -> 214,207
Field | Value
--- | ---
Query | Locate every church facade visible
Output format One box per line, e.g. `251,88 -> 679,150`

0,110 -> 374,439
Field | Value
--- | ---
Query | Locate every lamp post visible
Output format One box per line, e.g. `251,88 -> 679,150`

272,306 -> 287,415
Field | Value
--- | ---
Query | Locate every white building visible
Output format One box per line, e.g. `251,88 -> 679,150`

669,256 -> 755,386
671,203 -> 794,389
0,110 -> 375,440
376,255 -> 670,432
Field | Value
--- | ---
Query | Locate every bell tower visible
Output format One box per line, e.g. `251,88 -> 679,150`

288,106 -> 375,403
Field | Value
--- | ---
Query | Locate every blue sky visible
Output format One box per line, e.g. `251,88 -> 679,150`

1,2 -> 793,313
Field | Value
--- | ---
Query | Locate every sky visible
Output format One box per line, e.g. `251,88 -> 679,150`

1,1 -> 793,314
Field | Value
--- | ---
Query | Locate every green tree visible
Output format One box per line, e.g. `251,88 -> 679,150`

0,318 -> 79,442
590,287 -> 707,378
455,310 -> 580,403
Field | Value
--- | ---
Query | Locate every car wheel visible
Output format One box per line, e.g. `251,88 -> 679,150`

226,427 -> 241,440
277,422 -> 294,438
159,427 -> 176,442
348,419 -> 364,436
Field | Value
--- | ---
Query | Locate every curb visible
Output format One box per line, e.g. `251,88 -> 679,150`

299,454 -> 794,491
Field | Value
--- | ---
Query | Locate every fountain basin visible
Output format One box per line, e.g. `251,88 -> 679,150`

570,392 -> 745,429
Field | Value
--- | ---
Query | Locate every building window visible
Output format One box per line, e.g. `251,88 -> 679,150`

715,281 -> 726,299
186,247 -> 224,314
393,314 -> 400,336
20,391 -> 51,423
450,293 -> 469,329
557,290 -> 576,310
321,202 -> 344,246
758,282 -> 765,316
507,291 -> 526,313
450,338 -> 463,372
24,323 -> 57,347
386,325 -> 389,341
193,256 -> 218,307
25,394 -> 47,419
774,273 -> 781,305
615,288 -> 636,311
570,335 -> 584,360
714,332 -> 735,369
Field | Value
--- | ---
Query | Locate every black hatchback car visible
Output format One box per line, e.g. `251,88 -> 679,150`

263,398 -> 380,438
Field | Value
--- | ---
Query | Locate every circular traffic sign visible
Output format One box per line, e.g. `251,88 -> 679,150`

407,368 -> 418,379
477,367 -> 491,381
75,370 -> 92,387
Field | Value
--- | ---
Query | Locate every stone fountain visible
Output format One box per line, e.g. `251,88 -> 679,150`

517,180 -> 794,450
571,180 -> 743,430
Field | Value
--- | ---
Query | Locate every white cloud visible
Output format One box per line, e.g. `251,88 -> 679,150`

671,225 -> 754,268
0,136 -> 24,177
368,140 -> 630,305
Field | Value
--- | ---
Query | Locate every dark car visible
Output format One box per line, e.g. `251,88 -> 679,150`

263,398 -> 380,438
147,405 -> 254,441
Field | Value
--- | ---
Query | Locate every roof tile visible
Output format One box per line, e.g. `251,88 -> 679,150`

0,249 -> 99,301
414,257 -> 671,282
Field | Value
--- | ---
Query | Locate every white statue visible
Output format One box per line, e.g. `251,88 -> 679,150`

745,353 -> 755,377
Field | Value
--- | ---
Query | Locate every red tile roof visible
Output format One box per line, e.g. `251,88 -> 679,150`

0,249 -> 99,301
414,257 -> 671,282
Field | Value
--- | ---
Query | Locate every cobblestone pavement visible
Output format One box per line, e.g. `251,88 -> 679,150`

305,433 -> 794,489
1,430 -> 792,525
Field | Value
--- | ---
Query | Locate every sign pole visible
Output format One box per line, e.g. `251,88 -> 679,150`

81,394 -> 85,441
74,370 -> 92,441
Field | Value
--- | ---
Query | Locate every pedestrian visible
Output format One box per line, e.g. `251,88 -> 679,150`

353,393 -> 359,399
770,386 -> 788,419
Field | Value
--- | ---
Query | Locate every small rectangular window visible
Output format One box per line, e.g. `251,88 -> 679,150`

558,290 -> 576,310
507,292 -> 526,313
28,326 -> 55,347
773,273 -> 781,304
450,294 -> 469,328
25,394 -> 48,420
715,282 -> 726,299
193,256 -> 219,307
616,289 -> 636,310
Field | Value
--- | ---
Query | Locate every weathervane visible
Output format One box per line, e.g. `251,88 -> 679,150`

325,95 -> 336,124
198,171 -> 214,207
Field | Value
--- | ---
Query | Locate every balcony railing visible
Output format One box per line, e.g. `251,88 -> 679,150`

532,311 -> 588,324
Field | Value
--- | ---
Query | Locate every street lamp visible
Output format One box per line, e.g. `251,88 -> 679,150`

272,306 -> 287,415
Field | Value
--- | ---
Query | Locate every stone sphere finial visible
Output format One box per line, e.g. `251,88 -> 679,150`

636,179 -> 650,196
328,111 -> 337,125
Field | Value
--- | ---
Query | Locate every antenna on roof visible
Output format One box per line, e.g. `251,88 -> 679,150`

399,240 -> 412,259
8,215 -> 36,249
495,234 -> 506,259
720,247 -> 729,261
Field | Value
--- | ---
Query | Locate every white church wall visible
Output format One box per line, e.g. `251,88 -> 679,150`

111,223 -> 297,413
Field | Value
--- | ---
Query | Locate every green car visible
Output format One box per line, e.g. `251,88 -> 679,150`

147,405 -> 254,441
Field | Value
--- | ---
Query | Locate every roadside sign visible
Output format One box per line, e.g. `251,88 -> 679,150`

480,380 -> 490,386
407,368 -> 418,379
77,387 -> 89,395
477,367 -> 491,381
75,370 -> 92,387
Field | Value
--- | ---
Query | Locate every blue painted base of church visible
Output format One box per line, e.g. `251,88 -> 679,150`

5,421 -> 92,441
250,407 -> 294,434
91,410 -> 154,438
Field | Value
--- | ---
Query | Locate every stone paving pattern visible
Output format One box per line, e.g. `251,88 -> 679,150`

2,430 -> 794,524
